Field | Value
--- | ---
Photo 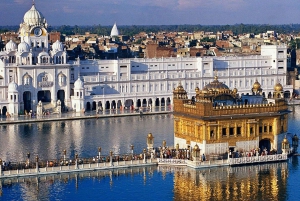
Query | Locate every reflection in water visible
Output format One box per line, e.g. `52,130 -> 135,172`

1,106 -> 300,200
0,161 -> 295,201
162,163 -> 288,201
0,114 -> 173,161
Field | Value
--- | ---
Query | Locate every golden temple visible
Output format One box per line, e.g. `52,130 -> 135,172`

173,76 -> 289,155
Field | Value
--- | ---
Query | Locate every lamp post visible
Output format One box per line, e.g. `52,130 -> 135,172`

63,150 -> 66,164
110,151 -> 113,166
159,146 -> 163,158
143,149 -> 147,164
281,136 -> 290,154
35,155 -> 39,173
98,147 -> 101,162
176,143 -> 179,159
162,140 -> 166,148
192,144 -> 200,162
147,133 -> 154,151
0,158 -> 2,176
27,152 -> 30,167
75,153 -> 78,169
130,145 -> 134,159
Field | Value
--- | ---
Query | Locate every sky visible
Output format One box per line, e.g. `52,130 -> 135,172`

0,0 -> 300,26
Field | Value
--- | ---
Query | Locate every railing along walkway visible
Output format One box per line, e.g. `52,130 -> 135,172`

228,154 -> 288,166
157,154 -> 288,168
0,159 -> 156,179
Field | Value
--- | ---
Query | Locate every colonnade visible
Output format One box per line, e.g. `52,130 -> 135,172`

85,96 -> 172,111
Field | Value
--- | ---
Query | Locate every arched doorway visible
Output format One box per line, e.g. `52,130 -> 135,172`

92,101 -> 96,110
86,102 -> 91,111
137,99 -> 141,108
2,106 -> 7,116
161,98 -> 165,106
111,100 -> 116,109
155,98 -> 160,107
57,90 -> 65,111
23,91 -> 32,112
38,90 -> 51,102
148,99 -> 152,107
105,101 -> 110,110
259,139 -> 271,153
124,99 -> 133,109
142,99 -> 147,107
117,100 -> 122,109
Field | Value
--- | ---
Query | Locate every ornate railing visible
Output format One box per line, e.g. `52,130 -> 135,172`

157,158 -> 187,165
228,154 -> 287,165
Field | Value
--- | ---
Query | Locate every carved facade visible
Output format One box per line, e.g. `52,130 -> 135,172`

173,76 -> 289,155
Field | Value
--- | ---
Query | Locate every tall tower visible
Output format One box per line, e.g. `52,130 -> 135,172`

73,78 -> 85,112
8,81 -> 19,115
19,2 -> 49,63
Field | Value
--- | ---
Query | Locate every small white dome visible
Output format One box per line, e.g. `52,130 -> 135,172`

52,40 -> 64,52
74,78 -> 84,89
38,51 -> 49,57
110,22 -> 119,37
5,40 -> 17,52
8,81 -> 18,92
18,41 -> 30,53
23,4 -> 46,26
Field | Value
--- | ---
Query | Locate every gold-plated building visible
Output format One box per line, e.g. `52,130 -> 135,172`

173,76 -> 289,155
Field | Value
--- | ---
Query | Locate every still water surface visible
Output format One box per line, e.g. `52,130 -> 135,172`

0,106 -> 300,200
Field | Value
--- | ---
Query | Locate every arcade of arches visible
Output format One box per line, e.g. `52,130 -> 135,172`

85,97 -> 172,111
22,90 -> 66,112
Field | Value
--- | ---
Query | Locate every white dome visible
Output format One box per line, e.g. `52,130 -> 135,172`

18,41 -> 30,53
38,51 -> 49,57
23,4 -> 46,26
74,78 -> 84,89
5,40 -> 17,52
52,40 -> 64,52
110,22 -> 119,37
8,81 -> 18,92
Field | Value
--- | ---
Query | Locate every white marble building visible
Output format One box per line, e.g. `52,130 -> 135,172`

0,3 -> 294,115
0,3 -> 70,115
70,44 -> 293,112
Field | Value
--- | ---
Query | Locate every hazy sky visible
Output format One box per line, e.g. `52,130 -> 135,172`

0,0 -> 300,26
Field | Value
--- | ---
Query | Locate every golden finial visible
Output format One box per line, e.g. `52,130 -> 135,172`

214,70 -> 218,80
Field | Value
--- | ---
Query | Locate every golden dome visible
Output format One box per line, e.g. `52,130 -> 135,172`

282,136 -> 289,145
176,82 -> 184,91
194,144 -> 200,150
274,83 -> 283,92
195,87 -> 199,92
233,88 -> 238,94
147,133 -> 154,139
203,76 -> 229,92
253,80 -> 261,90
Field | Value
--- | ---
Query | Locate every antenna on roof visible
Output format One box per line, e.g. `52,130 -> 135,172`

32,0 -> 35,5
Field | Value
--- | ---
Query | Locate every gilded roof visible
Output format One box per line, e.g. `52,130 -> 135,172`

274,83 -> 283,92
253,80 -> 261,90
203,76 -> 229,91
